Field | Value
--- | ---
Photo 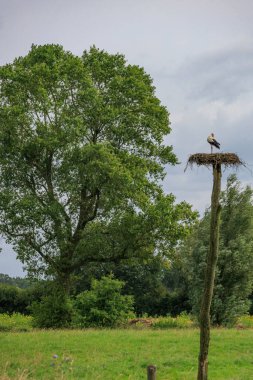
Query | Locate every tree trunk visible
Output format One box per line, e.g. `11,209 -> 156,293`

58,274 -> 72,295
56,265 -> 73,296
197,163 -> 222,380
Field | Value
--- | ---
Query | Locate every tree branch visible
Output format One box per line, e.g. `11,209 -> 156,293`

72,188 -> 100,242
26,234 -> 59,271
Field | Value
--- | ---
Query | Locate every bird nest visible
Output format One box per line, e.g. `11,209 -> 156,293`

186,153 -> 244,169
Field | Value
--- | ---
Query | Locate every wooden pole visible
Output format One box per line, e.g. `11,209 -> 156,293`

197,163 -> 222,380
147,365 -> 157,380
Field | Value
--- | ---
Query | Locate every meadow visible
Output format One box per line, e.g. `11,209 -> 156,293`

1,329 -> 253,380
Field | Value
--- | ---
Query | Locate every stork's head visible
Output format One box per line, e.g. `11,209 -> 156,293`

211,133 -> 214,137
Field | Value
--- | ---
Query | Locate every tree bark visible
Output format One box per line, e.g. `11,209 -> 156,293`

197,163 -> 222,380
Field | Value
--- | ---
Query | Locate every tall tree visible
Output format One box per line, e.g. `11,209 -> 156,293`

0,44 -> 196,291
183,175 -> 253,325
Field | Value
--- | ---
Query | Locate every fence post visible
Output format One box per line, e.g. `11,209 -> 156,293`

147,365 -> 157,380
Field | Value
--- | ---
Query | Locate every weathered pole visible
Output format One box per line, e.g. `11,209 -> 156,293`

147,365 -> 157,380
186,152 -> 243,380
197,163 -> 221,380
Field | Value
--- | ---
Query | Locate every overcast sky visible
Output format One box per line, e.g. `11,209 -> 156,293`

1,0 -> 253,276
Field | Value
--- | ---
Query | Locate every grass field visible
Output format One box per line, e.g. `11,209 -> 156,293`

1,329 -> 253,379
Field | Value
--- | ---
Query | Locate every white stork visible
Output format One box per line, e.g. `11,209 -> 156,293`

207,133 -> 220,153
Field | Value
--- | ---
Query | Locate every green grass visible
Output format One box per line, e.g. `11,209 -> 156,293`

0,329 -> 253,379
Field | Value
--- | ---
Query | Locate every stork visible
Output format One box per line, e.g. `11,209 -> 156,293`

207,133 -> 220,153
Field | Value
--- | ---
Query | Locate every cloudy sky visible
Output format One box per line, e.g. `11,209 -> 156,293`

1,0 -> 253,276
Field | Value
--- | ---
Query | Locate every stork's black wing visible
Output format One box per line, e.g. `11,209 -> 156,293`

212,139 -> 220,149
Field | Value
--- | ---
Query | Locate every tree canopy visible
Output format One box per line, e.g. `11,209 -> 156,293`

0,44 -> 196,289
181,175 -> 253,325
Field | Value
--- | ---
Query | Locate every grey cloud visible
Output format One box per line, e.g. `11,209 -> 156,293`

174,47 -> 253,103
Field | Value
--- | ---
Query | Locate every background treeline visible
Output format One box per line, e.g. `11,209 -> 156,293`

1,175 -> 253,327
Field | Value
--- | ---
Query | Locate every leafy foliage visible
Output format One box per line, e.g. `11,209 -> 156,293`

74,257 -> 191,317
183,175 -> 253,325
73,276 -> 134,327
0,44 -> 196,289
30,284 -> 73,328
0,278 -> 57,315
0,284 -> 31,314
112,258 -> 170,316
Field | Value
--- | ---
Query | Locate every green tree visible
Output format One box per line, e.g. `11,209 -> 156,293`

184,175 -> 253,325
0,44 -> 196,292
112,258 -> 170,316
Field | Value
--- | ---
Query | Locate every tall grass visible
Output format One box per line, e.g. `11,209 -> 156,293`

0,313 -> 33,332
237,315 -> 253,328
152,313 -> 195,329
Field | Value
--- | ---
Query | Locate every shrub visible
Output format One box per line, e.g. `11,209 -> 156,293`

0,313 -> 33,331
30,285 -> 73,328
73,276 -> 134,328
152,313 -> 194,329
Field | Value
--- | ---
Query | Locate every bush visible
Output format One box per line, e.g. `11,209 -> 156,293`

0,313 -> 33,331
30,285 -> 73,328
237,315 -> 253,328
73,276 -> 134,328
152,313 -> 194,329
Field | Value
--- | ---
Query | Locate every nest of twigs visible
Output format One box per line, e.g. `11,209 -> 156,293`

185,153 -> 244,170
